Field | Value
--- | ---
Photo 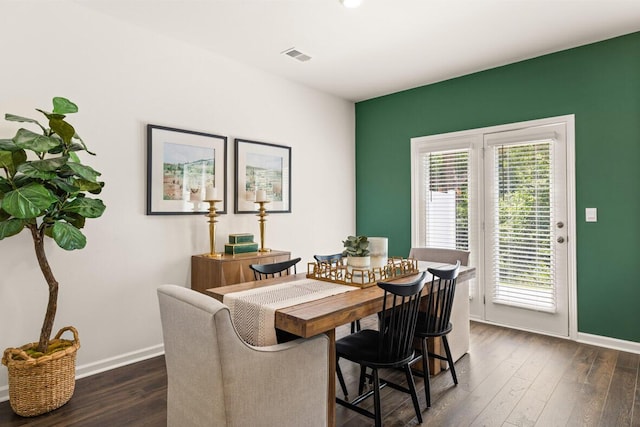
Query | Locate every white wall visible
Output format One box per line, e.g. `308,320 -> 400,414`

0,2 -> 355,399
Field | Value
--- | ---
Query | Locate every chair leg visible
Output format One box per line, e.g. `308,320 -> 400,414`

403,364 -> 423,423
442,335 -> 458,385
421,337 -> 431,407
358,365 -> 367,395
372,368 -> 382,427
336,358 -> 349,399
350,319 -> 362,333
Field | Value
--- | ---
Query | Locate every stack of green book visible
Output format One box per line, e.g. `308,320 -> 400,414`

225,234 -> 258,254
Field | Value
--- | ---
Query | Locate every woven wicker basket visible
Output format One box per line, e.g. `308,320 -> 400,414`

1,326 -> 80,417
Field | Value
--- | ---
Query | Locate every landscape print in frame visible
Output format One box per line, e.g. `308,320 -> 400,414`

234,138 -> 291,213
147,124 -> 227,215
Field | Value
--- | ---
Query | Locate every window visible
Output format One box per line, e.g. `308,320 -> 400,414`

419,148 -> 470,251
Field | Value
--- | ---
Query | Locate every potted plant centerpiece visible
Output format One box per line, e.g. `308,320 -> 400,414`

342,235 -> 370,269
0,97 -> 106,417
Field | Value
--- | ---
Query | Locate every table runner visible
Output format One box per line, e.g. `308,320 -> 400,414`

224,278 -> 356,346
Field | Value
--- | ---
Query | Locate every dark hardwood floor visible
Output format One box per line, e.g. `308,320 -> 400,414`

1,321 -> 638,426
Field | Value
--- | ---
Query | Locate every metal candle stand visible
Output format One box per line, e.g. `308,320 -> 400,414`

255,200 -> 271,252
204,199 -> 222,258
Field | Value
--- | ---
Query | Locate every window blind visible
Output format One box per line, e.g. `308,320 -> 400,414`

490,141 -> 556,312
421,148 -> 469,251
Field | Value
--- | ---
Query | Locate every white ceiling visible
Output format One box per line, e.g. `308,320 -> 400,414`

83,0 -> 640,102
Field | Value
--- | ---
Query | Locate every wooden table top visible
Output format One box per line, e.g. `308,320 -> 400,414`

206,262 -> 476,337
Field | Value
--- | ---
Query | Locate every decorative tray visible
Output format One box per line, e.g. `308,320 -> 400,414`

306,257 -> 419,288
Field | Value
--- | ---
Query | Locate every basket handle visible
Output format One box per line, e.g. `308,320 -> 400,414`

54,326 -> 80,346
2,347 -> 35,365
2,326 -> 80,366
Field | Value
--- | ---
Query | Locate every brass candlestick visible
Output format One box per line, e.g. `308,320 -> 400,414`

255,200 -> 271,252
205,199 -> 222,258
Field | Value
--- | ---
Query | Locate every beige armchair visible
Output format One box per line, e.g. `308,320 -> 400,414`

409,247 -> 471,365
157,285 -> 329,427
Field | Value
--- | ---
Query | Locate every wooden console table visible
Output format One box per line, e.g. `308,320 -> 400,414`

190,250 -> 291,293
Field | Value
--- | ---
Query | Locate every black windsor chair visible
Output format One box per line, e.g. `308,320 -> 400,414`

249,257 -> 301,281
411,261 -> 461,407
335,272 -> 427,427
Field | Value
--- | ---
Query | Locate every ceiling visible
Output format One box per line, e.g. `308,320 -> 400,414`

83,0 -> 640,102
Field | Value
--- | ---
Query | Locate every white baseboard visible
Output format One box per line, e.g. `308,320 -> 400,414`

0,344 -> 165,403
576,332 -> 640,355
471,318 -> 640,354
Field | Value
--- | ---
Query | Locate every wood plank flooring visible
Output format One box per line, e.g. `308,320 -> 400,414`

1,321 -> 638,426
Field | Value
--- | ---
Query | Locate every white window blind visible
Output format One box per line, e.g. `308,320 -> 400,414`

490,141 -> 556,312
421,148 -> 469,251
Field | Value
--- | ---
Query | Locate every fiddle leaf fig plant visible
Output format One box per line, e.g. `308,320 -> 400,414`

0,97 -> 105,354
342,235 -> 370,257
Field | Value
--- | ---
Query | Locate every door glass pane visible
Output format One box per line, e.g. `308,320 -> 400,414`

491,141 -> 556,312
422,149 -> 469,250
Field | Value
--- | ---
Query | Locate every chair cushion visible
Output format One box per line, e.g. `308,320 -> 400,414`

336,329 -> 414,368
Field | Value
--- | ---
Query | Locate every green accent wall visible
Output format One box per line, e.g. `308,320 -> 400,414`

355,31 -> 640,343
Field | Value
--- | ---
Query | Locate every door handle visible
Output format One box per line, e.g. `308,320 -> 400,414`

557,236 -> 565,243
557,221 -> 564,229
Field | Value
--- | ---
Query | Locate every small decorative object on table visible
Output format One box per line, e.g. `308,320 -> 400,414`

307,257 -> 419,288
368,237 -> 388,268
342,235 -> 370,269
204,184 -> 222,258
224,233 -> 259,255
255,190 -> 270,252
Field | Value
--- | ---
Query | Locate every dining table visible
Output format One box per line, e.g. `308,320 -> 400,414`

207,261 -> 476,427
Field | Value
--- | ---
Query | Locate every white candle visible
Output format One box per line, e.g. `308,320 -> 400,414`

189,189 -> 201,202
369,237 -> 388,268
255,189 -> 267,202
205,185 -> 217,201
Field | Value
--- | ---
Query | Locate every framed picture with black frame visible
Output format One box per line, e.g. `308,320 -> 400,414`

234,138 -> 291,213
146,124 -> 227,215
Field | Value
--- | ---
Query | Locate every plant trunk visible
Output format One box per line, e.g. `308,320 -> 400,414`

30,226 -> 58,354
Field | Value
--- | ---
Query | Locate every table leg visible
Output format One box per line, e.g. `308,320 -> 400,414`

326,329 -> 336,427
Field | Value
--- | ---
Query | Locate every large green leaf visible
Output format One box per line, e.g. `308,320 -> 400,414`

52,221 -> 86,250
49,118 -> 75,144
13,128 -> 61,153
63,197 -> 106,218
6,113 -> 37,123
20,156 -> 69,172
0,151 -> 13,170
0,218 -> 25,239
52,97 -> 78,115
49,142 -> 84,154
74,178 -> 103,192
60,212 -> 86,229
67,162 -> 101,183
8,150 -> 27,176
4,114 -> 46,132
2,184 -> 56,219
16,163 -> 57,180
0,139 -> 20,151
51,177 -> 80,194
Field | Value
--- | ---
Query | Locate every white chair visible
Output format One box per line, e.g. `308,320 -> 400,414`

157,284 -> 330,427
409,247 -> 471,366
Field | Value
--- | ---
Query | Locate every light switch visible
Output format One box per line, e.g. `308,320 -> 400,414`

585,208 -> 597,222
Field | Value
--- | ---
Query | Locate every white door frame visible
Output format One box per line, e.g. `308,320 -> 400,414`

410,115 -> 577,340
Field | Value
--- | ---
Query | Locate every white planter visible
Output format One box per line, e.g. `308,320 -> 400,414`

347,255 -> 370,269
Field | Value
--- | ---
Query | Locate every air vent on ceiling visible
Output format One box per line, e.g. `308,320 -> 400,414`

282,47 -> 312,62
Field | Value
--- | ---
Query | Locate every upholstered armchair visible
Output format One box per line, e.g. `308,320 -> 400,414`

157,285 -> 330,427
